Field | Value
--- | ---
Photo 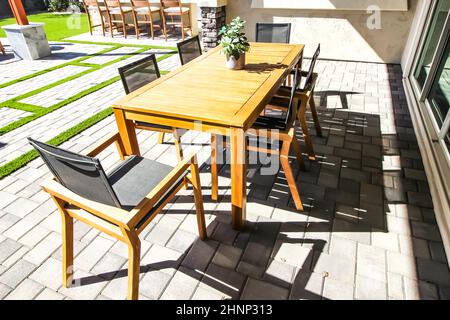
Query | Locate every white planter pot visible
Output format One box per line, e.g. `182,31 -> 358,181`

226,53 -> 246,70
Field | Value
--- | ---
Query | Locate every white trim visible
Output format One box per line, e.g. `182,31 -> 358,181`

251,0 -> 408,11
403,0 -> 434,75
404,78 -> 450,264
441,115 -> 450,140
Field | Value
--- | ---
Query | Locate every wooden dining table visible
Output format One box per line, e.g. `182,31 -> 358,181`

112,42 -> 304,229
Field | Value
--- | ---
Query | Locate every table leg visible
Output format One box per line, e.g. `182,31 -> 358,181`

211,134 -> 219,201
231,128 -> 247,230
114,108 -> 140,156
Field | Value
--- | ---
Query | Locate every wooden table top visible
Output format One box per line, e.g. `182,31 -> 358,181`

113,42 -> 304,130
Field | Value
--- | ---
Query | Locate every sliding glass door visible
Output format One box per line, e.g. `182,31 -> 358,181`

411,0 -> 450,165
413,0 -> 450,94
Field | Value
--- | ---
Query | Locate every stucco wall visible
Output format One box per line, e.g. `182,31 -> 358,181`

227,0 -> 419,63
401,0 -> 427,70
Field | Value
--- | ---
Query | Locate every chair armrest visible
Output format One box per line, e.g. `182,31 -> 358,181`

40,178 -> 130,228
125,152 -> 198,228
277,72 -> 318,97
85,131 -> 126,159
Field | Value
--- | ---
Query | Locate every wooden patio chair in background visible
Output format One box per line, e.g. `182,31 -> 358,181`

255,23 -> 292,44
28,136 -> 206,300
177,35 -> 202,65
82,0 -> 110,36
131,0 -> 163,39
0,40 -> 5,55
210,64 -> 305,211
160,0 -> 192,41
118,54 -> 184,161
104,0 -> 136,38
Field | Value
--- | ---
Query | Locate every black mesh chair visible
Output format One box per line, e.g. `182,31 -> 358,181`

29,135 -> 206,300
177,35 -> 202,65
256,23 -> 291,43
275,44 -> 322,161
210,64 -> 305,211
253,64 -> 301,132
118,54 -> 184,160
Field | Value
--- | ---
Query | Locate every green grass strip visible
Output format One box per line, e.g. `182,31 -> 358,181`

0,107 -> 114,179
67,39 -> 177,51
0,41 -> 176,90
0,101 -> 45,113
1,46 -> 145,104
0,45 -> 120,90
0,39 -> 177,178
0,48 -> 175,134
2,46 -> 174,107
0,76 -> 120,135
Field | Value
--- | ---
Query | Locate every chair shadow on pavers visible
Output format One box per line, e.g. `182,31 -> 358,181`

314,90 -> 362,110
10,61 -> 446,300
33,100 -> 447,299
67,204 -> 330,300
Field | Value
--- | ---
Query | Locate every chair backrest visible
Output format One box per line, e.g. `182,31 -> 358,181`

256,23 -> 291,44
118,54 -> 161,94
105,0 -> 121,9
28,138 -> 122,208
283,63 -> 301,128
131,0 -> 150,8
177,36 -> 202,65
160,0 -> 181,9
83,0 -> 99,8
303,44 -> 320,91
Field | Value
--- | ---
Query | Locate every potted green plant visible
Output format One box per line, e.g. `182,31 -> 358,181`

219,17 -> 250,70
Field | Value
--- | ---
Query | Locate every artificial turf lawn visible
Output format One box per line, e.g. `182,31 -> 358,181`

0,40 -> 176,178
0,12 -> 90,41
0,107 -> 114,179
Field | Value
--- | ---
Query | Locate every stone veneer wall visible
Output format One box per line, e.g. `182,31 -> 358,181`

200,6 -> 226,49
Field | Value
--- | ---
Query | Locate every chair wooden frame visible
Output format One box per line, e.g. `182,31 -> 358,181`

39,131 -> 206,300
210,95 -> 305,211
82,0 -> 110,36
104,0 -> 137,39
268,46 -> 323,161
118,54 -> 184,161
160,0 -> 192,41
0,40 -> 5,55
131,0 -> 163,39
277,72 -> 322,161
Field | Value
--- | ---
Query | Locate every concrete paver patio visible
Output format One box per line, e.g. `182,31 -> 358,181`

0,36 -> 449,300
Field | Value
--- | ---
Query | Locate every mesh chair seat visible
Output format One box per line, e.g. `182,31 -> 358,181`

253,116 -> 289,131
134,6 -> 160,14
253,96 -> 292,131
164,7 -> 189,13
28,139 -> 186,230
108,155 -> 186,212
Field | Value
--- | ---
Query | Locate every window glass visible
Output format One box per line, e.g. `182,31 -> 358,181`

428,39 -> 450,127
414,1 -> 450,90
